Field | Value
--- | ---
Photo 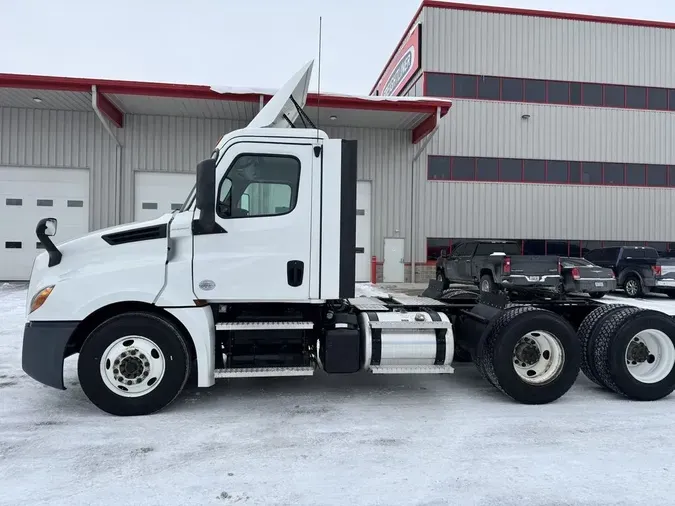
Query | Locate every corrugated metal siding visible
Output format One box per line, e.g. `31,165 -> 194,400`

427,99 -> 675,164
423,7 -> 675,86
419,180 -> 675,246
0,107 -> 120,230
324,126 -> 414,260
120,115 -> 246,223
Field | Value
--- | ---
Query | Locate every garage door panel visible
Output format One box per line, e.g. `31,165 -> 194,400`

134,172 -> 195,222
0,167 -> 89,281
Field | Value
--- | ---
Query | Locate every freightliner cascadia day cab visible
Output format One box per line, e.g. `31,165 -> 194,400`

21,61 -> 675,416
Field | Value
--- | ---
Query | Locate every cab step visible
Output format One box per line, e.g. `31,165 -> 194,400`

216,321 -> 314,331
214,366 -> 316,378
369,365 -> 455,375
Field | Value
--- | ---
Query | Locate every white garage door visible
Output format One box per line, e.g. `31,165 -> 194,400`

0,167 -> 89,281
134,172 -> 195,222
355,181 -> 372,282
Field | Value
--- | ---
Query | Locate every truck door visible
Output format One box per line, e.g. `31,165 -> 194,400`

192,140 -> 315,302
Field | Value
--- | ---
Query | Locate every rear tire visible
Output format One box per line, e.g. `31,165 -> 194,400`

476,306 -> 580,404
623,275 -> 643,298
479,274 -> 495,293
436,271 -> 450,290
576,304 -> 631,387
78,312 -> 191,416
592,308 -> 675,401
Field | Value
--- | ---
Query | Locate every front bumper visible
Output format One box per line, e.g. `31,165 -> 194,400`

502,274 -> 560,288
22,320 -> 79,390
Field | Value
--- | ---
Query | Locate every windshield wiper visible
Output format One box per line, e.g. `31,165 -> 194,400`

290,96 -> 316,129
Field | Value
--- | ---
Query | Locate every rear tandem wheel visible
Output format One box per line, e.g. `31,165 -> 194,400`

473,306 -> 581,404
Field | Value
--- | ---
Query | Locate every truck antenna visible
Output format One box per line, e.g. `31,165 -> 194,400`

316,16 -> 322,142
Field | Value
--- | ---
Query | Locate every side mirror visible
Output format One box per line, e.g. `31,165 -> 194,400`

195,158 -> 217,233
44,218 -> 58,236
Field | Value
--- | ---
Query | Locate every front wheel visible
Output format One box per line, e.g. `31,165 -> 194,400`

78,312 -> 191,416
436,271 -> 450,290
623,276 -> 643,298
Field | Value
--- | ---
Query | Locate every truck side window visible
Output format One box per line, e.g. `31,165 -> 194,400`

216,154 -> 301,218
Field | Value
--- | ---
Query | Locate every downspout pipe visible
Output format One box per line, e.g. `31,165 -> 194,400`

92,85 -> 123,226
410,106 -> 442,284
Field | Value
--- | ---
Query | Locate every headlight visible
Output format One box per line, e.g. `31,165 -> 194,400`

29,285 -> 55,314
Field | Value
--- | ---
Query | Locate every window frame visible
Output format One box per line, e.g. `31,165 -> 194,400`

216,153 -> 301,220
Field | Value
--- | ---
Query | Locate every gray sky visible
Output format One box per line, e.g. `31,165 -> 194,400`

1,0 -> 674,95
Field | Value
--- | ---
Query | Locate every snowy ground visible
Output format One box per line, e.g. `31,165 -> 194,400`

2,282 -> 675,506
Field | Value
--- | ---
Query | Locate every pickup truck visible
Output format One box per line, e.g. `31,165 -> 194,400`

435,240 -> 561,292
584,246 -> 675,298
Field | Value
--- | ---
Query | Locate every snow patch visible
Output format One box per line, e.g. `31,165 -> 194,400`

353,282 -> 390,298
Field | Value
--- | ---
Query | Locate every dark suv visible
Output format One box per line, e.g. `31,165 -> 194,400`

584,246 -> 675,298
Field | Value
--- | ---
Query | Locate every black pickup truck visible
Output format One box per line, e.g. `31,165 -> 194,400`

435,240 -> 561,292
584,245 -> 675,298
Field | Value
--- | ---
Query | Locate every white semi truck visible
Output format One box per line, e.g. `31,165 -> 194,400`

21,61 -> 675,416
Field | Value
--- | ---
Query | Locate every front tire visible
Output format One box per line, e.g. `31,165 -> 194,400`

78,312 -> 191,416
476,306 -> 580,404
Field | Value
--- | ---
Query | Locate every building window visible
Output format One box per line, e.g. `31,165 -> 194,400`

547,161 -> 568,183
423,71 -> 675,111
626,87 -> 647,109
546,240 -> 569,256
604,85 -> 625,107
427,238 -> 452,261
548,81 -> 569,105
626,164 -> 646,186
582,83 -> 602,106
37,199 -> 53,207
427,156 -> 675,189
67,200 -> 84,208
451,157 -> 475,180
603,163 -> 624,185
476,158 -> 499,181
648,88 -> 668,110
523,240 -> 546,255
500,159 -> 522,182
477,76 -> 500,100
5,198 -> 22,206
142,202 -> 158,210
501,78 -> 523,101
428,155 -> 450,180
425,73 -> 453,97
5,241 -> 21,249
453,74 -> 477,98
524,80 -> 546,103
523,160 -> 546,182
647,165 -> 667,186
581,162 -> 602,184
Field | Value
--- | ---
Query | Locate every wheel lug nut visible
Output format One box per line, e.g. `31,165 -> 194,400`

121,352 -> 127,358
130,350 -> 137,355
139,354 -> 145,360
144,371 -> 149,377
113,369 -> 119,374
144,362 -> 149,367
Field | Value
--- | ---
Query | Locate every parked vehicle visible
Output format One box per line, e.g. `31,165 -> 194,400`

19,61 -> 675,416
584,246 -> 675,298
435,240 -> 561,292
558,257 -> 616,298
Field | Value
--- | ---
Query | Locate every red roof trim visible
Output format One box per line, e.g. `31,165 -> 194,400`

0,72 -> 450,118
422,1 -> 675,29
370,0 -> 675,95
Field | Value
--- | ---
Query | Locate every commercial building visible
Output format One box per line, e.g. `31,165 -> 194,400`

4,1 -> 675,284
372,1 -> 675,279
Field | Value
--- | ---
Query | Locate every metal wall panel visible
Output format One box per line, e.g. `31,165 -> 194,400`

120,114 -> 246,223
418,179 -> 675,247
422,7 -> 675,87
324,126 -> 415,260
0,107 -> 120,231
427,99 -> 675,164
